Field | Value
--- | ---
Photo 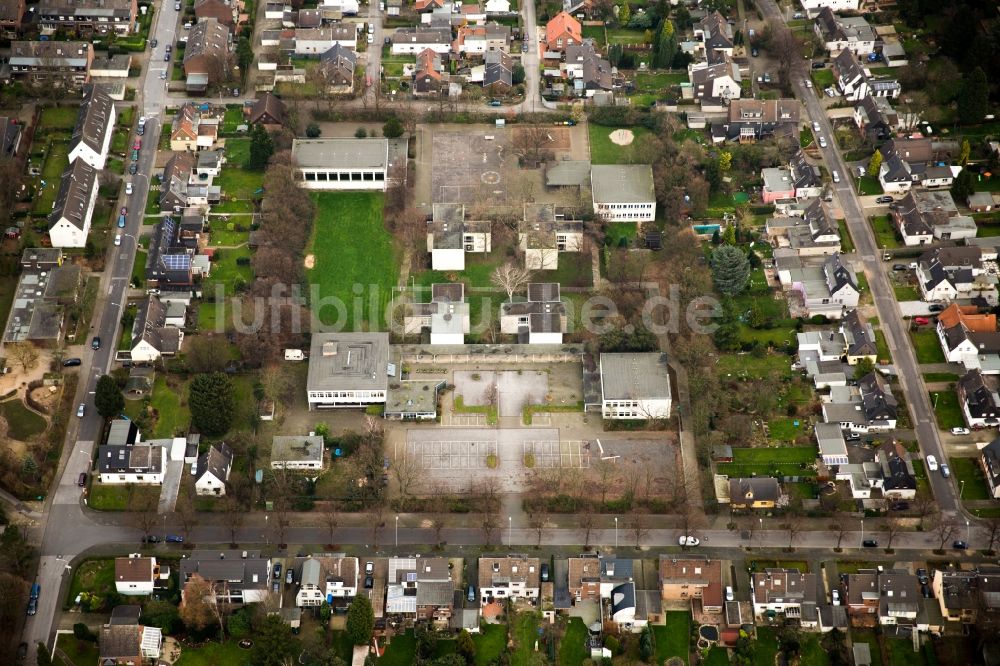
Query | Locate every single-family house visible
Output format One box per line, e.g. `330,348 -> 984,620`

846,570 -> 878,618
180,550 -> 272,604
183,18 -> 233,92
567,556 -> 634,603
878,137 -> 952,194
728,477 -> 785,510
99,623 -> 162,666
8,41 -> 94,89
386,557 -> 455,621
814,7 -> 875,56
762,167 -> 796,204
249,92 -> 288,128
48,160 -> 98,248
307,332 -> 390,409
691,58 -> 741,105
0,0 -> 25,37
194,0 -> 239,30
563,42 -> 618,96
391,27 -> 452,55
518,203 -> 583,270
483,48 -> 513,92
591,164 -> 656,221
599,352 -> 672,420
751,568 -> 819,619
124,296 -> 183,363
935,305 -> 1000,370
822,371 -> 897,433
957,369 -> 1000,429
426,203 -> 491,270
712,99 -> 800,144
194,443 -> 233,496
67,85 -> 116,170
658,557 -> 724,614
853,95 -> 899,141
413,48 -> 446,95
981,438 -> 1000,499
453,23 -> 510,55
318,44 -> 357,91
780,252 -> 860,319
545,11 -> 582,52
876,441 -> 916,500
815,422 -> 849,466
479,556 -> 540,606
877,569 -> 921,627
295,555 -> 359,607
403,283 -> 470,345
115,555 -> 158,596
170,105 -> 222,152
97,443 -> 167,485
798,0 -> 860,18
694,11 -> 734,60
499,282 -> 567,344
320,0 -> 359,13
931,568 -> 1000,624
291,138 -> 389,191
789,150 -> 823,199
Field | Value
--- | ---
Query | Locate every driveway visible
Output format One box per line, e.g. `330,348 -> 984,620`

157,459 -> 184,514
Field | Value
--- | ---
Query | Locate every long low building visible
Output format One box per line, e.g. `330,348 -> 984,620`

291,138 -> 389,191
307,332 -> 390,409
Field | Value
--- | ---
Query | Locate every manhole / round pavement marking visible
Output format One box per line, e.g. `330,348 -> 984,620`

481,170 -> 501,184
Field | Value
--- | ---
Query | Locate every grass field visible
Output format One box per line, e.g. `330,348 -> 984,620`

717,351 -> 793,380
950,456 -> 991,500
588,124 -> 653,164
511,613 -> 541,666
65,559 -> 115,609
56,634 -> 101,666
0,398 -> 48,440
858,175 -> 884,196
473,623 -> 505,666
379,631 -> 416,666
653,612 -> 690,664
893,283 -> 920,301
837,219 -> 855,252
87,483 -> 160,511
765,420 -> 814,444
308,192 -> 396,330
635,70 -> 688,90
604,222 -> 637,247
753,627 -> 780,666
39,106 -> 79,129
173,640 -> 249,666
124,375 -> 190,438
131,249 -> 147,288
870,215 -> 899,248
558,618 -> 589,666
33,142 -> 70,215
811,69 -> 835,88
718,446 -> 818,477
910,329 -> 945,363
931,390 -> 964,430
208,245 -> 252,295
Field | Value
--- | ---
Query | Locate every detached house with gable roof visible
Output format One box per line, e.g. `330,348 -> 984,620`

712,99 -> 800,144
935,304 -> 1000,371
413,48 -> 446,96
814,7 -> 875,56
779,252 -> 859,319
545,11 -> 582,52
48,160 -> 98,248
957,369 -> 1000,429
876,441 -> 916,500
68,86 -> 116,170
854,94 -> 899,141
727,477 -> 785,510
295,555 -> 358,607
980,437 -> 1000,499
180,550 -> 272,605
751,568 -> 819,621
878,137 -> 952,194
693,11 -> 734,61
122,296 -> 183,363
194,443 -> 233,496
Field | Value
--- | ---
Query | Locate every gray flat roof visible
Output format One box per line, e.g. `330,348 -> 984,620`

600,352 -> 671,401
292,138 -> 389,170
546,160 -> 591,187
271,435 -> 325,463
385,380 -> 442,416
307,332 -> 390,393
591,164 -> 655,204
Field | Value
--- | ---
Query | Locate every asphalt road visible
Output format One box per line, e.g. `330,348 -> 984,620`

756,0 -> 958,518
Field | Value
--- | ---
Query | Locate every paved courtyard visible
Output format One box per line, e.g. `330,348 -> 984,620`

454,369 -> 550,417
431,130 -> 510,205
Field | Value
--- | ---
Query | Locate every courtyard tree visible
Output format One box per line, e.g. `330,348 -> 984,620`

951,168 -> 976,202
457,630 -> 477,665
184,335 -> 230,374
957,66 -> 988,124
960,139 -> 970,166
7,342 -> 39,374
94,374 -> 125,419
382,116 -> 404,138
867,150 -> 883,181
248,124 -> 274,170
179,574 -> 217,631
346,594 -> 375,646
490,262 -> 532,302
710,245 -> 750,296
189,372 -> 235,437
253,615 -> 297,666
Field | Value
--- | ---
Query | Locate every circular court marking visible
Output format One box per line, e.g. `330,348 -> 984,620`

609,129 -> 635,146
481,171 -> 501,184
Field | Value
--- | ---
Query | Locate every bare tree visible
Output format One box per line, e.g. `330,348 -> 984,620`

490,262 -> 532,303
529,512 -> 547,548
129,489 -> 159,542
222,494 -> 245,547
629,510 -> 649,549
913,493 -> 935,530
392,451 -> 422,500
884,518 -> 902,552
482,510 -> 500,545
832,523 -> 849,552
580,511 -> 595,549
175,485 -> 199,544
7,342 -> 39,374
511,123 -> 555,168
933,521 -> 959,553
368,502 -> 386,551
785,517 -> 803,552
322,501 -> 340,549
980,516 -> 1000,555
593,459 -> 617,507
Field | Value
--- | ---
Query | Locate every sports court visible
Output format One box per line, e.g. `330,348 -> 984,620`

431,130 -> 510,204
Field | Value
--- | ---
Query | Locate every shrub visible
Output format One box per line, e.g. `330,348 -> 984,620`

486,454 -> 498,469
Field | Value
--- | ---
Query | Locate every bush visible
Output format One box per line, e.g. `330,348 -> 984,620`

486,454 -> 498,469
73,623 -> 96,642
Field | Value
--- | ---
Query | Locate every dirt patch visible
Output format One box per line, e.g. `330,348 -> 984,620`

303,254 -> 315,269
609,128 -> 635,146
28,385 -> 59,414
514,126 -> 571,153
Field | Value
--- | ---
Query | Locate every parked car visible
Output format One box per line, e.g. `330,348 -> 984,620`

273,563 -> 282,580
286,569 -> 294,584
114,234 -> 122,247
921,583 -> 931,598
940,464 -> 951,478
725,586 -> 734,602
541,563 -> 549,582
831,589 -> 840,605
892,264 -> 907,271
487,99 -> 501,107
857,166 -> 866,177
819,136 -> 828,148
845,433 -> 861,442
365,561 -> 374,574
832,170 -> 840,183
928,303 -> 945,312
174,1 -> 181,8
914,317 -> 930,325
812,121 -> 820,132
77,472 -> 87,487
272,581 -> 280,592
953,540 -> 968,550
26,598 -> 37,616
76,403 -> 85,417
63,357 -> 82,367
150,38 -> 157,48
164,52 -> 170,61
811,61 -> 825,69
951,427 -> 971,436
129,163 -> 138,175
17,642 -> 27,661
131,149 -> 139,161
862,539 -> 879,548
804,79 -> 812,88
132,139 -> 141,150
876,195 -> 894,204
364,575 -> 374,589
166,535 -> 184,543
678,535 -> 700,547
467,585 -> 475,602
165,44 -> 172,52
926,455 -> 938,471
751,47 -> 758,57
125,182 -> 133,195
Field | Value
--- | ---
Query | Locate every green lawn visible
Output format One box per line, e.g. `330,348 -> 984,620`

703,647 -> 730,666
124,375 -> 190,438
0,398 -> 48,441
635,70 -> 687,90
131,249 -> 147,288
588,123 -> 652,165
910,329 -> 945,363
33,142 -> 70,215
511,612 -> 541,666
811,69 -> 835,88
308,192 -> 397,330
653,612 -> 690,664
893,283 -> 920,301
874,328 -> 892,363
930,390 -> 964,430
547,251 -> 593,288
87,484 -> 160,511
837,219 -> 855,252
581,24 -> 605,45
56,634 -> 101,666
39,106 -> 79,129
208,245 -> 252,295
198,301 -> 223,333
605,27 -> 645,44
558,618 -> 589,666
604,221 -> 637,247
717,351 -> 793,380
65,559 -> 115,609
950,456 -> 990,500
924,372 -> 959,382
472,623 -> 505,666
753,627 -> 780,666
225,137 -> 252,168
174,640 -> 251,666
378,630 -> 416,666
858,175 -> 884,196
207,226 -> 250,247
870,215 -> 899,248
764,419 -> 814,444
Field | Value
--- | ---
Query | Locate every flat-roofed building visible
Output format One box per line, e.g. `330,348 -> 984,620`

599,352 -> 672,420
307,332 -> 390,409
271,435 -> 325,470
591,165 -> 656,221
291,138 -> 389,190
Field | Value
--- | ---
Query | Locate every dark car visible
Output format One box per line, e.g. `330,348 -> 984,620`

751,47 -> 758,57
26,598 -> 37,616
273,563 -> 282,580
916,567 -> 928,582
487,99 -> 501,107
928,304 -> 945,312
129,163 -> 138,175
131,149 -> 139,161
150,38 -> 157,48
876,195 -> 894,204
921,583 -> 931,598
143,535 -> 160,543
845,434 -> 861,442
166,535 -> 184,543
364,575 -> 374,589
892,264 -> 907,271
862,539 -> 878,548
164,52 -> 171,61
77,472 -> 87,487
811,61 -> 826,69
541,563 -> 549,582
91,336 -> 101,350
63,357 -> 82,367
953,540 -> 968,550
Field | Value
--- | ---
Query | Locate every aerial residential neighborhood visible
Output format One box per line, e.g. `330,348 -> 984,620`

0,0 -> 999,664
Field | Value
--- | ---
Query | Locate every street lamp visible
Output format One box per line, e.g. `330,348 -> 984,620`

614,517 -> 618,549
860,518 -> 864,548
960,480 -> 965,499
759,517 -> 763,549
967,519 -> 971,544
265,515 -> 269,545
508,516 -> 512,548
395,515 -> 399,549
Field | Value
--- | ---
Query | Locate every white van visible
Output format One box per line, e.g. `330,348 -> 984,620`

926,455 -> 938,472
832,170 -> 840,183
284,349 -> 305,361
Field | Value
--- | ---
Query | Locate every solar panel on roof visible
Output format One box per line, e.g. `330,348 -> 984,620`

405,572 -> 417,582
162,254 -> 190,271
